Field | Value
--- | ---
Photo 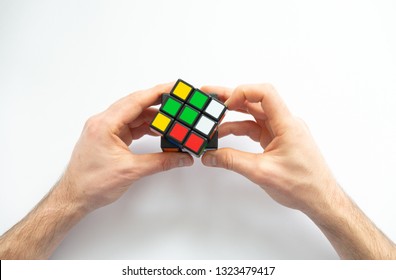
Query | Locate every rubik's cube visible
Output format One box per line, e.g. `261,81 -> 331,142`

150,79 -> 227,157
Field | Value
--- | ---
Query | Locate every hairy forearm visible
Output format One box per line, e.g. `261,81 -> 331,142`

307,183 -> 396,259
0,177 -> 88,259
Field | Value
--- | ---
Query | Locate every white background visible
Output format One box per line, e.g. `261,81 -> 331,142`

0,0 -> 395,259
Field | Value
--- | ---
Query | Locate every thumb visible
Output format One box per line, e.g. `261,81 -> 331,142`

134,152 -> 194,177
202,148 -> 260,179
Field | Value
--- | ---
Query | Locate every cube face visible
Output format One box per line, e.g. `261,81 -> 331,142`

150,79 -> 227,157
161,131 -> 219,152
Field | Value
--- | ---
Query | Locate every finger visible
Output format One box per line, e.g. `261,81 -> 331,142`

130,123 -> 157,140
226,84 -> 292,135
218,121 -> 273,148
106,82 -> 174,127
117,108 -> 159,144
198,90 -> 265,117
245,102 -> 267,120
224,101 -> 269,121
134,152 -> 194,177
128,108 -> 158,128
218,121 -> 261,142
200,85 -> 259,116
200,85 -> 233,103
120,123 -> 159,146
202,148 -> 263,182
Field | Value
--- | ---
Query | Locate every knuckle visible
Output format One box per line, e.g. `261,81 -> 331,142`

160,157 -> 174,172
294,117 -> 311,134
262,82 -> 276,91
152,83 -> 170,96
83,114 -> 104,138
84,115 -> 100,129
154,83 -> 166,91
296,117 -> 308,128
260,83 -> 277,96
235,85 -> 247,96
222,149 -> 234,171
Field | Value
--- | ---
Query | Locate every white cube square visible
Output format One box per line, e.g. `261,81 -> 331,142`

204,99 -> 225,120
194,115 -> 216,137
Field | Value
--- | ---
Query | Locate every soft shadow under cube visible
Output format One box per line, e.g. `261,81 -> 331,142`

150,79 -> 227,157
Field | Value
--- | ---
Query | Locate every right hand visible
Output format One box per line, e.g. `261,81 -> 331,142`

201,84 -> 340,216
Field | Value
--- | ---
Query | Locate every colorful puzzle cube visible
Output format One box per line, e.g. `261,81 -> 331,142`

150,79 -> 227,157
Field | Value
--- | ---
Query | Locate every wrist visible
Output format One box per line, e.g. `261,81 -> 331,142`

301,176 -> 345,224
0,177 -> 89,259
302,179 -> 396,259
52,175 -> 92,218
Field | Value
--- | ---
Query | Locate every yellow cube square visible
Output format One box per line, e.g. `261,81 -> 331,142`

151,112 -> 171,133
172,80 -> 193,101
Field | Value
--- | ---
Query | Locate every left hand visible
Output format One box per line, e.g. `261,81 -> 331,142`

59,83 -> 193,213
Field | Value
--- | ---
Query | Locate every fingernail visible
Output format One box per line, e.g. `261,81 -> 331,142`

179,157 -> 193,167
203,154 -> 217,167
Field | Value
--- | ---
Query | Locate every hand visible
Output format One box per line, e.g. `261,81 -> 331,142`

60,83 -> 193,213
201,84 -> 396,259
201,84 -> 338,216
0,83 -> 195,259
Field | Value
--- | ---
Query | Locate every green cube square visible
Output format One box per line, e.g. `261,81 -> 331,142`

188,89 -> 209,110
178,105 -> 199,126
162,96 -> 182,117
